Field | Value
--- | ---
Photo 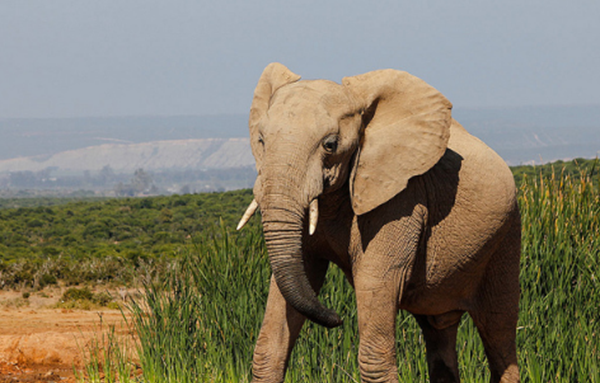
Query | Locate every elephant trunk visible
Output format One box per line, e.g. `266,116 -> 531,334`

261,194 -> 342,328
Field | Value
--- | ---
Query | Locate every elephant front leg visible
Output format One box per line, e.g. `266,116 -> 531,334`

355,273 -> 403,383
252,275 -> 307,383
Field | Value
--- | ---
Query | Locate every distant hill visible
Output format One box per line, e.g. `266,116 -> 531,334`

0,138 -> 254,174
0,105 -> 598,194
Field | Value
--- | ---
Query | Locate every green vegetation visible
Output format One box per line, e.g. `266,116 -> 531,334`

0,158 -> 598,381
517,164 -> 599,381
55,286 -> 117,310
75,321 -> 137,383
0,189 -> 255,289
512,157 -> 598,186
0,195 -> 107,209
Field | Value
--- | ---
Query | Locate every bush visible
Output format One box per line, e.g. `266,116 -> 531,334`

61,287 -> 94,302
57,287 -> 117,310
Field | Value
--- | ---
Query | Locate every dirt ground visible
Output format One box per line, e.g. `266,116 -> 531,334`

0,288 -> 133,383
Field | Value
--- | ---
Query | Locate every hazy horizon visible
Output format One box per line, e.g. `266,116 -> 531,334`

0,105 -> 598,167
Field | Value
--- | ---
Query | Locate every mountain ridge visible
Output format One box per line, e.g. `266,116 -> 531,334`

0,105 -> 598,175
0,138 -> 254,174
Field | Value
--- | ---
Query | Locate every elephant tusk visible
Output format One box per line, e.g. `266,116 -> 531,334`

308,199 -> 318,236
236,199 -> 259,230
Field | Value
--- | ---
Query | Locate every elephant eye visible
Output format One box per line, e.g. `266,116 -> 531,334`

322,136 -> 338,153
258,136 -> 265,146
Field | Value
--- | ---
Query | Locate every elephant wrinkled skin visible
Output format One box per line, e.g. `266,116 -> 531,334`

241,63 -> 521,383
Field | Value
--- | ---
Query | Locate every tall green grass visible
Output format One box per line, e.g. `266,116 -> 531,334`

518,167 -> 599,382
125,223 -> 270,382
78,167 -> 600,382
75,323 -> 136,383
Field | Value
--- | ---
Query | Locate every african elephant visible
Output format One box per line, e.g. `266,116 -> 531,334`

237,63 -> 521,383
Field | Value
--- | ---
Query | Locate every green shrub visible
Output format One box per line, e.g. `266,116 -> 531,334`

38,273 -> 57,288
27,218 -> 44,228
61,287 -> 95,302
58,287 -> 116,310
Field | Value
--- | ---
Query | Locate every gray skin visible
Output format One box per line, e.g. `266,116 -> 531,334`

243,63 -> 521,383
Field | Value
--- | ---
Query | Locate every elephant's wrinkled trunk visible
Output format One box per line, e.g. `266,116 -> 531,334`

261,196 -> 342,328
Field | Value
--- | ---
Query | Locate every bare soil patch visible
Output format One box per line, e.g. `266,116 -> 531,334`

0,288 -> 132,383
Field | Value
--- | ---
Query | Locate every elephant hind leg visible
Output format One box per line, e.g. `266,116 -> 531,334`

470,213 -> 521,383
414,313 -> 462,383
470,308 -> 519,383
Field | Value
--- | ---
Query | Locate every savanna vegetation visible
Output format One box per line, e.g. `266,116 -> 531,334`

0,158 -> 598,382
0,190 -> 254,289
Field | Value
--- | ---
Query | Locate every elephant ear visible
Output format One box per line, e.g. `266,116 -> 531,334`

342,69 -> 452,215
249,63 -> 301,168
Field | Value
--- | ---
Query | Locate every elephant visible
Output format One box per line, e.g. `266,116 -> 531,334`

237,63 -> 521,383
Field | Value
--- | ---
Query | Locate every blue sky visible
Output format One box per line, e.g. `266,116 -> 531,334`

1,0 -> 599,118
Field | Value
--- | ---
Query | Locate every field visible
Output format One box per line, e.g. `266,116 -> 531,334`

0,158 -> 598,382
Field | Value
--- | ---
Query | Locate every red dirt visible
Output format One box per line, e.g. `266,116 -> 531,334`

0,289 -> 133,383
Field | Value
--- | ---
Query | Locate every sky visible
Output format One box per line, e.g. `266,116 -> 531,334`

1,0 -> 599,118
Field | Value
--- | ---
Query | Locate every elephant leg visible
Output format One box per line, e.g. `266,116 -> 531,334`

470,308 -> 519,383
252,258 -> 329,383
354,273 -> 403,383
470,219 -> 521,383
353,207 -> 425,383
414,312 -> 463,383
252,275 -> 305,382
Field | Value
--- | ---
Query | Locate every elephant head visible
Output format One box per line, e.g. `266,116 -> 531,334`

238,63 -> 453,328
